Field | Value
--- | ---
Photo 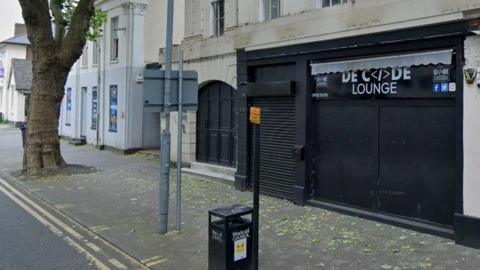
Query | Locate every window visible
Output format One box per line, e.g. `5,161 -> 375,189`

211,0 -> 224,37
263,0 -> 281,21
91,86 -> 98,130
319,0 -> 348,8
24,94 -> 30,117
81,44 -> 88,67
109,85 -> 118,132
66,88 -> 72,126
110,17 -> 119,61
92,41 -> 99,66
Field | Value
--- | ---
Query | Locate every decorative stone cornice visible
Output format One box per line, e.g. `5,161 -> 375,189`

121,2 -> 147,15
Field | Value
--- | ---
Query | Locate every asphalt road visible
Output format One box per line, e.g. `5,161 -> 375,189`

0,189 -> 97,270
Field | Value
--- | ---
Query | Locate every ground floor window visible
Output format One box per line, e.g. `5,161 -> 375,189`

319,0 -> 347,8
91,87 -> 98,130
109,85 -> 118,132
24,94 -> 30,118
66,88 -> 72,126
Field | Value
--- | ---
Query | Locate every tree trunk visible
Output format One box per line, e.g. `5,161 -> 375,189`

18,0 -> 95,174
24,69 -> 67,173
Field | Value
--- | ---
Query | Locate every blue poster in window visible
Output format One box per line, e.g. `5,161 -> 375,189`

109,85 -> 118,132
91,87 -> 98,129
66,88 -> 72,111
65,88 -> 72,126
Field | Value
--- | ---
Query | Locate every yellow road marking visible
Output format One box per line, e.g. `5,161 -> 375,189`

108,258 -> 128,269
145,258 -> 167,267
55,203 -> 75,209
91,225 -> 111,232
141,255 -> 161,264
0,178 -> 83,240
0,179 -> 111,270
87,242 -> 102,252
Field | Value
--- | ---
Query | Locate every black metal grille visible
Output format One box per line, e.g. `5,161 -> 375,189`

248,97 -> 296,200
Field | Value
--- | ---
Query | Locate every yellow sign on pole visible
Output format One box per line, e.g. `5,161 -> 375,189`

249,107 -> 261,124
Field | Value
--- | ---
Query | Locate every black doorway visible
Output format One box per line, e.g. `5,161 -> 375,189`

196,81 -> 236,167
312,100 -> 456,226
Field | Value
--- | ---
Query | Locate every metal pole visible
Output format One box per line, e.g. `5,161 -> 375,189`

253,123 -> 260,270
176,50 -> 184,231
159,0 -> 174,235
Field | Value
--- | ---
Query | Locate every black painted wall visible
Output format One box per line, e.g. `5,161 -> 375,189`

235,20 -> 472,215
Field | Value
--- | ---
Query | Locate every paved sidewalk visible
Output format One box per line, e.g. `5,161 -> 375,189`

0,128 -> 479,270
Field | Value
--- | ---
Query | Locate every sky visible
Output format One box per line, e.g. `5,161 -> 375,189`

0,0 -> 24,42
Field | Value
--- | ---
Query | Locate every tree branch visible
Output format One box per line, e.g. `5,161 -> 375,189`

50,0 -> 68,44
59,0 -> 95,68
18,0 -> 55,49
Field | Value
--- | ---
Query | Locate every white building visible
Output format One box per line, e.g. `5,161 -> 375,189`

0,24 -> 31,125
174,0 -> 480,247
59,0 -> 185,152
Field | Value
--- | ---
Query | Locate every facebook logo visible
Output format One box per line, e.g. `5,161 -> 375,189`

433,83 -> 441,93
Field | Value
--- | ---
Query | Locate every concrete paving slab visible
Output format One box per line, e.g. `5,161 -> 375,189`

0,128 -> 479,270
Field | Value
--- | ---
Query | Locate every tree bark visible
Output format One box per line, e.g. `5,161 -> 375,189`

18,0 -> 95,173
23,68 -> 68,172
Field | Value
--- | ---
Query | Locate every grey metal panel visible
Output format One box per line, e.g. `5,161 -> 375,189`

143,69 -> 198,111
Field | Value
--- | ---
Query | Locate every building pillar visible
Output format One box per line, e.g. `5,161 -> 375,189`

456,35 -> 480,248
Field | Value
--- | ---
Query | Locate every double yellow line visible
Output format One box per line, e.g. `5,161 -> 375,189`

0,177 -> 115,270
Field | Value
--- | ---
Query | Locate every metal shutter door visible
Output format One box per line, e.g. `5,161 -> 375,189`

248,97 -> 296,200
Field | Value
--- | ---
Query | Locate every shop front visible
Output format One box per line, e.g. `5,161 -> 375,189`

310,50 -> 457,226
235,21 -> 472,241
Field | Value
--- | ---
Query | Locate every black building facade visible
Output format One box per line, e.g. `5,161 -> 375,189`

235,19 -> 480,247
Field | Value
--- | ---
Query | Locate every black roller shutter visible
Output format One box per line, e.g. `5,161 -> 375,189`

248,97 -> 296,200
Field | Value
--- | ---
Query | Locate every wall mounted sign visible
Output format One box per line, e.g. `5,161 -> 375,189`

249,107 -> 261,124
313,65 -> 455,100
0,66 -> 4,79
464,67 -> 477,84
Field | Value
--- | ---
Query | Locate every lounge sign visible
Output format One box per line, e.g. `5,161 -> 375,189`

313,65 -> 455,99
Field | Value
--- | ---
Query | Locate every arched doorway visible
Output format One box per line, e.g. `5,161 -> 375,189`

196,81 -> 236,167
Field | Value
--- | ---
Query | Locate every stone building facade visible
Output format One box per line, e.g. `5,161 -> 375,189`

176,0 -> 480,247
59,0 -> 184,151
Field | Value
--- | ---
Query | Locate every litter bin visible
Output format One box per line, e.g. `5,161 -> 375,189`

209,204 -> 253,270
19,122 -> 27,147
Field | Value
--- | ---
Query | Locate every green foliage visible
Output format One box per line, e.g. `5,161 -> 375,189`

51,0 -> 107,41
86,8 -> 107,41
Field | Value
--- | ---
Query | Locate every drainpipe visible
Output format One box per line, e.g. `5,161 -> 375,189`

75,59 -> 80,139
123,3 -> 133,151
101,22 -> 107,147
96,34 -> 102,147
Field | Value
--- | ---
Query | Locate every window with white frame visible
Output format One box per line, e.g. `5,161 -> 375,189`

92,41 -> 99,65
110,16 -> 119,61
211,0 -> 224,37
262,0 -> 281,21
81,44 -> 88,67
318,0 -> 348,8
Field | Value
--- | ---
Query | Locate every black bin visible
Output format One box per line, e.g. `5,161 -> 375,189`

19,122 -> 27,148
209,204 -> 253,270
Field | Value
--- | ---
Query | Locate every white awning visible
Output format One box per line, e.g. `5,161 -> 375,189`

311,49 -> 453,75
